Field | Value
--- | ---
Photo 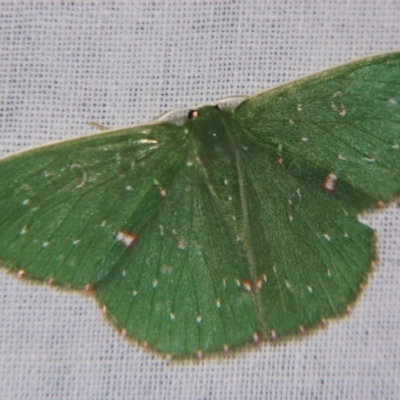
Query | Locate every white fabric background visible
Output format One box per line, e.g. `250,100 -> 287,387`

0,1 -> 399,399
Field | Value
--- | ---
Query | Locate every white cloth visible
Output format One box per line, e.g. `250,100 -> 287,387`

0,1 -> 399,399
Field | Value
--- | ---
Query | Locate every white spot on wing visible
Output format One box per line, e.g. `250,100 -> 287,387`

72,239 -> 81,245
42,241 -> 50,248
322,172 -> 338,193
116,230 -> 137,248
161,265 -> 172,274
177,239 -> 186,250
70,163 -> 81,169
242,280 -> 252,292
323,233 -> 331,241
196,315 -> 202,323
152,279 -> 158,288
331,100 -> 346,116
337,154 -> 346,161
137,139 -> 158,144
75,173 -> 86,188
256,275 -> 266,290
20,226 -> 28,235
22,199 -> 30,206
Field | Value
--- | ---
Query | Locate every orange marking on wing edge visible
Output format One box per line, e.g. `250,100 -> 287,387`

118,328 -> 127,339
376,201 -> 385,210
117,230 -> 138,248
141,341 -> 149,350
298,325 -> 306,335
47,278 -> 55,286
16,270 -> 26,279
253,332 -> 262,346
320,318 -> 328,328
83,283 -> 94,295
164,354 -> 173,364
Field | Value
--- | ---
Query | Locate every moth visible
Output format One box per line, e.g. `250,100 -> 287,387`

1,52 -> 399,359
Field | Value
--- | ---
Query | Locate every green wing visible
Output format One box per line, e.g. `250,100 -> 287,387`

231,144 -> 374,337
95,160 -> 259,357
95,110 -> 261,357
231,52 -> 400,336
0,117 -> 259,358
0,123 -> 187,287
235,52 -> 400,210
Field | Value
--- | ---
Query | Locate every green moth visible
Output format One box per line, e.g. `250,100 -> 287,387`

1,52 -> 399,359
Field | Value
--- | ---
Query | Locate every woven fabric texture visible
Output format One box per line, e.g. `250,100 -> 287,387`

0,1 -> 399,399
